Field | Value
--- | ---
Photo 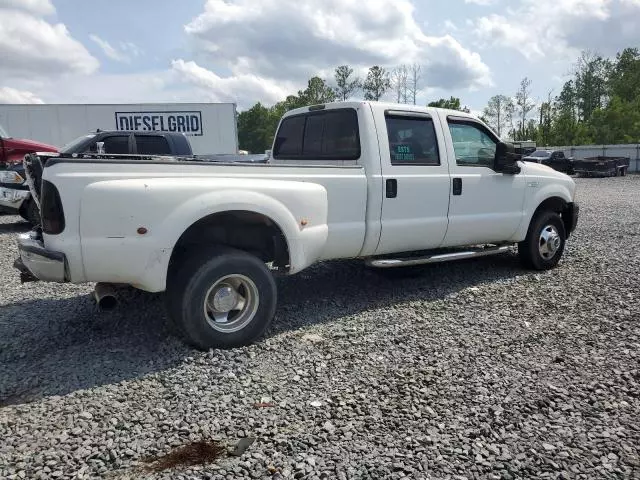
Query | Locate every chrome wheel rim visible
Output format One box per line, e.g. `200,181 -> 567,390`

539,225 -> 562,260
203,274 -> 259,333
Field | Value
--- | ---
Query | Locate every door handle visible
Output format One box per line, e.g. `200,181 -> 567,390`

452,178 -> 462,196
386,179 -> 398,198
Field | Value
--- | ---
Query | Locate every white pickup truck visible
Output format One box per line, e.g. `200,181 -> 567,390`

16,101 -> 579,350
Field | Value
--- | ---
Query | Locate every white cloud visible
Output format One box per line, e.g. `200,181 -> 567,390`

474,0 -> 640,59
444,20 -> 459,31
0,86 -> 44,104
29,72 -> 173,104
184,0 -> 492,95
0,0 -> 54,15
90,34 -> 128,62
13,68 -> 268,108
120,42 -> 144,58
171,59 -> 295,108
90,35 -> 141,63
0,7 -> 98,81
465,0 -> 498,5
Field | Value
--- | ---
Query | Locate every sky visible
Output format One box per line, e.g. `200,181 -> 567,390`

0,0 -> 639,114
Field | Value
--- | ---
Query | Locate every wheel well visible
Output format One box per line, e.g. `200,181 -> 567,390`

535,196 -> 567,216
168,211 -> 290,276
532,196 -> 572,236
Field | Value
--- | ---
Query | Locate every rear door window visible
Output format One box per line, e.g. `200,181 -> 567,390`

385,115 -> 440,165
274,109 -> 360,160
135,135 -> 171,155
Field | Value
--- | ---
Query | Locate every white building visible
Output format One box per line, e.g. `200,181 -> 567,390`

0,103 -> 239,155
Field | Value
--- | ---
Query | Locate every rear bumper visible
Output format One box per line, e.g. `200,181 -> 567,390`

0,186 -> 29,211
16,231 -> 67,282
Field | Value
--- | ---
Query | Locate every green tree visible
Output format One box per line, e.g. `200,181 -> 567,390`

334,65 -> 361,101
482,95 -> 514,137
237,103 -> 277,153
536,90 -> 554,145
573,51 -> 609,122
549,81 -> 580,145
590,96 -> 640,144
609,48 -> 640,103
298,76 -> 337,105
428,97 -> 470,112
363,66 -> 391,101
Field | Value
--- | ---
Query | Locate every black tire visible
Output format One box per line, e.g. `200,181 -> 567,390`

166,246 -> 276,350
518,211 -> 566,270
19,199 -> 40,226
621,167 -> 627,177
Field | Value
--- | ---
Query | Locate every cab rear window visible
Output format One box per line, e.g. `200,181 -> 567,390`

273,109 -> 360,160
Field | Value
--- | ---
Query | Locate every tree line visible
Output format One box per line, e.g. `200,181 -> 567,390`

239,65 -> 386,154
239,47 -> 640,153
238,64 -> 469,153
482,48 -> 640,146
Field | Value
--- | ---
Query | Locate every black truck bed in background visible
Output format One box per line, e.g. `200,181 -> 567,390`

573,156 -> 630,177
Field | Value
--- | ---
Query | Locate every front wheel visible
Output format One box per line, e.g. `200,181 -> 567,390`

167,247 -> 277,350
518,211 -> 566,270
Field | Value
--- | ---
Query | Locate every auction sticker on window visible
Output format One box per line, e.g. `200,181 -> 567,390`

393,144 -> 415,162
115,111 -> 203,136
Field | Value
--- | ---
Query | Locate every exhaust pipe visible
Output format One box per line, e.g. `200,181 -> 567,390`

94,283 -> 118,311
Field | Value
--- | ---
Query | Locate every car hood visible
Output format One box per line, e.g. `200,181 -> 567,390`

520,160 -> 576,199
522,162 -> 574,183
3,137 -> 58,152
522,156 -> 548,161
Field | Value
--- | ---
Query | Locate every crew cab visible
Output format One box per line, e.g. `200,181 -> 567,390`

15,102 -> 579,350
1,130 -> 192,224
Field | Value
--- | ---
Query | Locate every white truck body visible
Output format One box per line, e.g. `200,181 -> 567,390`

0,103 -> 238,155
17,101 -> 579,349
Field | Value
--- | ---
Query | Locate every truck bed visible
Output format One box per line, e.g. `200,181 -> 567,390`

25,152 -> 373,287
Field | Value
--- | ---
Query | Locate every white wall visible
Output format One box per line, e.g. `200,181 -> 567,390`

543,144 -> 640,172
0,103 -> 238,155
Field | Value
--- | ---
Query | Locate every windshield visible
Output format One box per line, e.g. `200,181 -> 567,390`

530,150 -> 551,158
60,134 -> 96,153
0,124 -> 9,138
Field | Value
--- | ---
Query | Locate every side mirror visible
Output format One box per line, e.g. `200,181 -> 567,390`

494,141 -> 521,174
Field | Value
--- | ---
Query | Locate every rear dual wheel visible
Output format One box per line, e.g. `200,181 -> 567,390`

166,247 -> 277,350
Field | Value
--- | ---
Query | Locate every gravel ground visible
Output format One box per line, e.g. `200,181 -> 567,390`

1,176 -> 639,480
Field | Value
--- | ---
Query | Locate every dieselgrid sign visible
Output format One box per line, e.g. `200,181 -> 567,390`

114,111 -> 203,136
